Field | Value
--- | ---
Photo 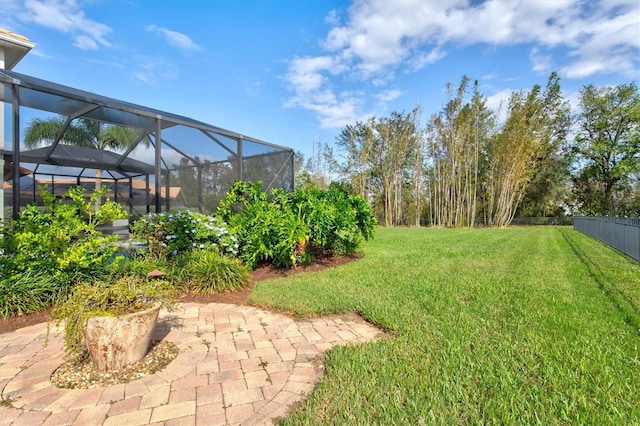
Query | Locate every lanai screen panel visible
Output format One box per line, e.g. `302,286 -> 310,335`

241,139 -> 294,192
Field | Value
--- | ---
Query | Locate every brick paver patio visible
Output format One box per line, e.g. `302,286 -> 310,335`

0,303 -> 383,425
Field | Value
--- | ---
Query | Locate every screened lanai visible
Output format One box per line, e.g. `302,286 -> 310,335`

0,69 -> 294,221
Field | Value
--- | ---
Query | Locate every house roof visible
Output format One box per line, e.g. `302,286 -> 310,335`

0,29 -> 34,70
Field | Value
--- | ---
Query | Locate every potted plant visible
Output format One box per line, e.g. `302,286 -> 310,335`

51,274 -> 175,372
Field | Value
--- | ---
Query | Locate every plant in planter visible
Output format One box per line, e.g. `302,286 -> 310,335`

51,275 -> 176,372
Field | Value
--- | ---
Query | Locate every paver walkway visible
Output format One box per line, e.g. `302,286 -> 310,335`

0,303 -> 383,425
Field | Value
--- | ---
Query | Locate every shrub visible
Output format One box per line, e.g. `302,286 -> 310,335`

110,254 -> 170,280
217,181 -> 310,269
110,244 -> 249,296
0,270 -> 62,318
0,186 -> 128,317
292,185 -> 376,255
130,210 -> 239,258
216,181 -> 376,269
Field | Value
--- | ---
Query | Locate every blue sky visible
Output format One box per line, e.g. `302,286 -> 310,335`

2,0 -> 639,160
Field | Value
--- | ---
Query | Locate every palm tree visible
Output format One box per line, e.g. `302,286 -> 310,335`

23,116 -> 142,205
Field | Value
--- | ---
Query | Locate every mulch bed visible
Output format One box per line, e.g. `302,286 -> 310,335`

0,254 -> 361,334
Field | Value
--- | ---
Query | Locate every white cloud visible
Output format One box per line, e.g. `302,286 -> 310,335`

407,46 -> 447,72
146,25 -> 202,53
485,88 -> 514,124
0,0 -> 22,29
284,55 -> 367,128
132,56 -> 179,84
324,9 -> 341,26
282,0 -> 639,128
285,86 -> 366,129
530,47 -> 552,73
375,89 -> 402,104
73,34 -> 98,50
285,56 -> 339,93
560,5 -> 640,78
21,0 -> 112,50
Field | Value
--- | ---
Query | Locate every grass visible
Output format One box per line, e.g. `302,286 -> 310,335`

249,226 -> 640,425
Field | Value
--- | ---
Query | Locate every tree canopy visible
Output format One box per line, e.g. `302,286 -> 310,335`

296,75 -> 639,226
572,82 -> 640,216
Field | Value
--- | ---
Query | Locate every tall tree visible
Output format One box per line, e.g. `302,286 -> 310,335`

427,77 -> 493,227
484,72 -> 570,227
24,117 -> 140,153
517,76 -> 573,219
373,108 -> 421,226
335,120 -> 376,200
571,82 -> 640,215
297,140 -> 335,190
517,152 -> 572,217
172,156 -> 199,208
410,105 -> 425,227
335,109 -> 421,226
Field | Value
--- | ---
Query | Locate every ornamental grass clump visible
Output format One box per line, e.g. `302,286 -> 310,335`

170,250 -> 250,294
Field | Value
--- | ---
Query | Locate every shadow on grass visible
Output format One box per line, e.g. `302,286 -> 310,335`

559,227 -> 640,335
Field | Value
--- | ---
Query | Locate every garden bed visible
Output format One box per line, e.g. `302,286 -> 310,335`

0,254 -> 361,334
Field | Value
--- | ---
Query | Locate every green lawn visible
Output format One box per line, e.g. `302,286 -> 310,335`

249,226 -> 640,425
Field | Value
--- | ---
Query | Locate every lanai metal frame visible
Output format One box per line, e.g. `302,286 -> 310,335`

0,69 -> 295,220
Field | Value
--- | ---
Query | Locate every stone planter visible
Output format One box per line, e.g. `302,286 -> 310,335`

84,303 -> 161,372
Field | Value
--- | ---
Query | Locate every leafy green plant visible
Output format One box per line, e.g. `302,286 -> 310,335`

217,181 -> 376,269
216,180 -> 267,220
111,254 -> 170,279
51,275 -> 175,356
217,181 -> 311,268
65,185 -> 128,225
130,210 -> 239,258
1,186 -> 125,276
293,185 -> 376,255
0,186 -> 128,317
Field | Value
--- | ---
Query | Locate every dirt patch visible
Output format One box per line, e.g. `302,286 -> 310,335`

0,254 -> 362,334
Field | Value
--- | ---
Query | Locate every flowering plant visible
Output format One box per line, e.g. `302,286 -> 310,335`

130,210 -> 238,258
